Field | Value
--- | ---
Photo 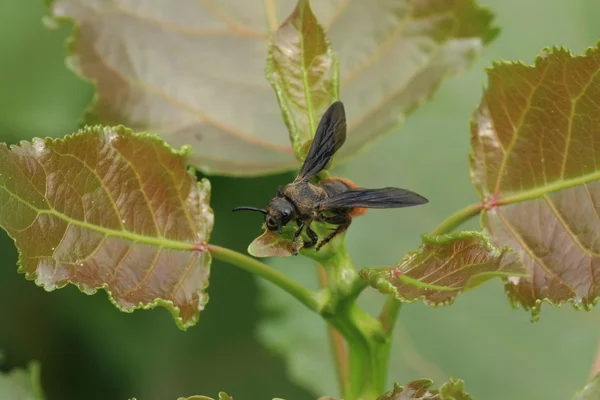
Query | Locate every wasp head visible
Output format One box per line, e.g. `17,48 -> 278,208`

264,197 -> 296,233
232,197 -> 296,234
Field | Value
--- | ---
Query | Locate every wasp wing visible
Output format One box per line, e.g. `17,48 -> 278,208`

317,187 -> 428,210
295,101 -> 347,182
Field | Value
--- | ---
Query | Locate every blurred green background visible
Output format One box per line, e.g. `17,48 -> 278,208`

1,1 -> 600,399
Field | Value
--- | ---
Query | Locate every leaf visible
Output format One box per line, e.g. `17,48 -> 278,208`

248,229 -> 295,258
266,0 -> 337,161
0,362 -> 44,400
0,126 -> 213,330
377,378 -> 471,400
47,0 -> 497,176
177,394 -> 231,400
470,45 -> 600,318
572,374 -> 600,400
360,232 -> 527,306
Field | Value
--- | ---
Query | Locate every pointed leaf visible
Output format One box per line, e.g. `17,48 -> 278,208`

266,0 -> 337,161
248,229 -> 295,258
377,378 -> 471,400
471,45 -> 600,318
0,126 -> 213,330
47,0 -> 496,175
360,232 -> 526,306
0,362 -> 44,400
572,374 -> 600,400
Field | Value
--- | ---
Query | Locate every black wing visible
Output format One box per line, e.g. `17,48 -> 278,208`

317,187 -> 428,210
295,101 -> 347,182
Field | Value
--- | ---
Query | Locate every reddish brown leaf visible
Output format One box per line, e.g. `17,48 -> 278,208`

47,0 -> 496,175
360,232 -> 526,306
0,126 -> 213,329
471,45 -> 600,318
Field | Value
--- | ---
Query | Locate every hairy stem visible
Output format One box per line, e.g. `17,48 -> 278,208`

208,244 -> 320,313
430,202 -> 483,235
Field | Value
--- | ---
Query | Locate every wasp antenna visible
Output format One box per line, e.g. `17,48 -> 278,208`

232,206 -> 268,214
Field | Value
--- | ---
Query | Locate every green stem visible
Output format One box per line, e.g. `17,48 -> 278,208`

379,296 -> 401,335
318,267 -> 349,395
430,202 -> 483,235
207,244 -> 320,313
314,245 -> 387,400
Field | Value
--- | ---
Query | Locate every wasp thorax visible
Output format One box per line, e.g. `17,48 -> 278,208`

265,197 -> 296,232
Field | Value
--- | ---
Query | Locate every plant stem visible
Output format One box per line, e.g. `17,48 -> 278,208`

589,339 -> 600,378
207,244 -> 320,313
314,246 -> 387,400
430,202 -> 483,235
379,296 -> 401,335
318,267 -> 349,395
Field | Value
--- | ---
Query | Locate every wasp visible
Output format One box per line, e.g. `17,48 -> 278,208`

233,101 -> 428,255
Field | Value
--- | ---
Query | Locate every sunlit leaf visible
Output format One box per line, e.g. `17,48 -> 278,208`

0,126 -> 213,330
377,378 -> 470,400
267,0 -> 337,161
572,374 -> 600,400
47,0 -> 497,176
0,362 -> 44,400
471,45 -> 600,318
360,232 -> 527,306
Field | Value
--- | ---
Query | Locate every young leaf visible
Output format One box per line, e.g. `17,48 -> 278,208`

47,0 -> 497,176
0,362 -> 44,400
471,45 -> 600,318
267,0 -> 337,161
377,378 -> 471,400
0,126 -> 213,330
359,232 -> 526,306
572,374 -> 600,400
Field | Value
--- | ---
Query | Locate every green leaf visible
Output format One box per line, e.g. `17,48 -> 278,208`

470,45 -> 600,318
377,378 -> 471,400
572,374 -> 600,400
360,232 -> 527,305
0,362 -> 44,400
47,0 -> 497,176
266,0 -> 338,161
0,126 -> 213,330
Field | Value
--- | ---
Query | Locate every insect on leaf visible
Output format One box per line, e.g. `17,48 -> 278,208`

360,232 -> 526,306
471,44 -> 600,319
0,126 -> 213,330
47,0 -> 497,175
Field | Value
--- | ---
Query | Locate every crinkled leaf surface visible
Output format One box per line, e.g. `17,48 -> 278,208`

48,0 -> 497,175
0,363 -> 44,400
471,45 -> 600,317
360,232 -> 526,306
0,126 -> 213,330
267,0 -> 337,161
377,378 -> 470,400
572,374 -> 600,400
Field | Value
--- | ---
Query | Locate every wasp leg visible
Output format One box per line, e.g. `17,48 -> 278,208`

316,213 -> 351,251
291,221 -> 305,256
303,224 -> 318,249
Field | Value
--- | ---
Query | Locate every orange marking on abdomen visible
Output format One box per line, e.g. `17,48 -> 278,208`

324,177 -> 367,217
323,176 -> 358,189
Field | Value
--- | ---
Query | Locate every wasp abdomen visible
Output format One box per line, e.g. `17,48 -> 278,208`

320,177 -> 367,217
